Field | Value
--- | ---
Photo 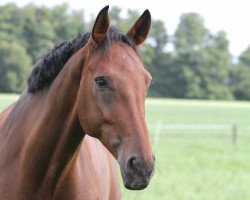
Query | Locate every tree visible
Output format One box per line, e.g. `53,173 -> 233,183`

230,46 -> 250,100
21,3 -> 86,62
172,13 -> 233,99
197,31 -> 233,99
0,37 -> 31,93
143,19 -> 169,97
2,3 -> 249,100
174,13 -> 208,53
51,3 -> 86,42
230,66 -> 250,100
21,4 -> 55,62
0,3 -> 26,45
0,3 -> 87,93
238,46 -> 250,67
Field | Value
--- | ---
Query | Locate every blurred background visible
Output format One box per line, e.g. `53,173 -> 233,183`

0,1 -> 249,200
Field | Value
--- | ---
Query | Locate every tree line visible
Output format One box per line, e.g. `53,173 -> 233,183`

0,3 -> 250,100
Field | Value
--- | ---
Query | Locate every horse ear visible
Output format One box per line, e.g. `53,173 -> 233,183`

126,9 -> 151,46
92,5 -> 110,44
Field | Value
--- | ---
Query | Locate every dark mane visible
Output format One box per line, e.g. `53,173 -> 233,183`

27,26 -> 139,93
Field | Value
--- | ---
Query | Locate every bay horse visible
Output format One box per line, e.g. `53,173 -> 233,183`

0,6 -> 155,200
0,104 -> 120,199
0,104 -> 13,128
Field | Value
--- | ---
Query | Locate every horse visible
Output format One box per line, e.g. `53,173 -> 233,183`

0,104 -> 120,199
0,5 -> 155,200
0,104 -> 13,128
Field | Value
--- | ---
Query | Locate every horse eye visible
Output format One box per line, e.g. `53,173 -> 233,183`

95,76 -> 108,88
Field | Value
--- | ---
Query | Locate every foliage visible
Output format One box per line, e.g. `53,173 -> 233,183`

0,3 -> 85,93
0,36 -> 31,93
0,3 -> 249,100
174,12 -> 208,53
230,47 -> 250,100
171,14 -> 233,100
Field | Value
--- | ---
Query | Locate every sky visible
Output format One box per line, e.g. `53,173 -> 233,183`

1,0 -> 250,58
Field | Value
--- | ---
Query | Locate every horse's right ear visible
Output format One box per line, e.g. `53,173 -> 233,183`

92,5 -> 110,44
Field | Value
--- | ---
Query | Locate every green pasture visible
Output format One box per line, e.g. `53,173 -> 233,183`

1,94 -> 250,200
123,99 -> 250,200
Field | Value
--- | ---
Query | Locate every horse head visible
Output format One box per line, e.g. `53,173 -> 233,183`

76,6 -> 155,190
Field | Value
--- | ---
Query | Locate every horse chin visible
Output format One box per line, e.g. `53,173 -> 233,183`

124,178 -> 150,190
121,171 -> 151,190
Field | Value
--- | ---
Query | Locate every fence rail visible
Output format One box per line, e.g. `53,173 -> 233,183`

148,124 -> 232,130
148,123 -> 250,145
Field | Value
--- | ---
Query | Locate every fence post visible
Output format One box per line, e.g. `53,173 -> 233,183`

232,124 -> 237,145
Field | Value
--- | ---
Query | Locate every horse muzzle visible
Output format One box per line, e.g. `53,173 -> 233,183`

119,155 -> 155,190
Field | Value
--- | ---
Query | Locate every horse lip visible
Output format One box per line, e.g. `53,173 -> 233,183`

120,169 -> 151,190
124,177 -> 150,190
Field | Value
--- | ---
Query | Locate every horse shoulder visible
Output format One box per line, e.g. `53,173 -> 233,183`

54,135 -> 121,200
79,136 -> 121,200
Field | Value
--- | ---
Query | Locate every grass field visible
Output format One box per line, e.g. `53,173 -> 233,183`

1,94 -> 250,200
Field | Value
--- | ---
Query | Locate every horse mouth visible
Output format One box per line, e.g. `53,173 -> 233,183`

120,169 -> 154,190
124,177 -> 150,190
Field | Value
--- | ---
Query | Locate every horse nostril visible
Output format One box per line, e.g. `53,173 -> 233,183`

126,155 -> 155,178
127,155 -> 137,172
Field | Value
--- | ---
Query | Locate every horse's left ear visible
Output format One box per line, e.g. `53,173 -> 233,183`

126,9 -> 151,46
92,5 -> 110,44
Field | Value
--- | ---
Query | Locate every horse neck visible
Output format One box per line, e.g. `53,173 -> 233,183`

17,49 -> 87,197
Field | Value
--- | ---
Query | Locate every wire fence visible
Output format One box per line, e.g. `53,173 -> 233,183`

148,122 -> 250,146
